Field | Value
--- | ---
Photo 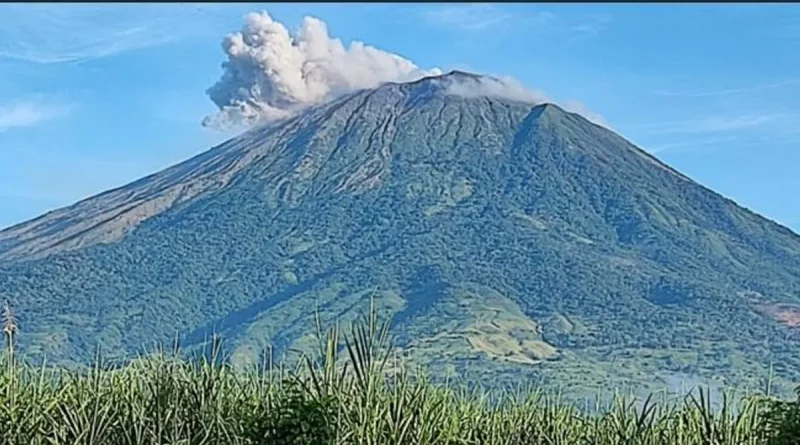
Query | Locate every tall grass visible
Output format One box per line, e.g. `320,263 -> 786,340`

0,302 -> 796,445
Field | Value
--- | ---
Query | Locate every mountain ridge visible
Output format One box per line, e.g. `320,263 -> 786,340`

2,74 -> 800,397
3,73 -> 796,263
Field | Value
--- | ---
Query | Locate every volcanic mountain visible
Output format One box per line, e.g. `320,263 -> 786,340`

2,71 -> 800,396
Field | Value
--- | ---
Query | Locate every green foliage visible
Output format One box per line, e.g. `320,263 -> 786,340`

1,310 -> 797,445
241,381 -> 337,445
760,388 -> 800,445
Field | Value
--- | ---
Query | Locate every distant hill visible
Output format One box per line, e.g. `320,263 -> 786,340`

2,71 -> 799,397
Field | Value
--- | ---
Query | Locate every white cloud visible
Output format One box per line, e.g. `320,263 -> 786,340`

655,79 -> 800,98
571,14 -> 613,37
687,115 -> 776,132
439,74 -> 548,103
425,4 -> 511,31
646,136 -> 739,154
204,11 -> 609,130
203,11 -> 443,130
422,4 -> 555,31
438,75 -> 609,127
421,4 -> 613,40
630,114 -> 789,135
561,99 -> 611,128
648,132 -> 800,155
0,101 -> 72,132
0,4 -> 223,64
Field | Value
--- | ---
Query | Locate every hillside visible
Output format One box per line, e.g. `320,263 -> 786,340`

2,71 -> 800,396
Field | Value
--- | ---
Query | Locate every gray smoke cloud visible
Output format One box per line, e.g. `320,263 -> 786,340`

204,11 -> 608,130
203,11 -> 442,130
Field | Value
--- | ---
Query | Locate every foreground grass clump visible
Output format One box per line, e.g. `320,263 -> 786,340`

0,306 -> 798,444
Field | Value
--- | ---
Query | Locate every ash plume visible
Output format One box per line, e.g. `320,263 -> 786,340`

203,11 -> 442,130
203,11 -> 608,130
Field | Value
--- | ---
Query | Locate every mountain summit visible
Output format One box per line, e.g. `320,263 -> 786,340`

2,75 -> 799,395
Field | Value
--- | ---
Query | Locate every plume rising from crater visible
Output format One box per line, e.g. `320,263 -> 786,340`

203,11 -> 442,129
202,11 -> 608,129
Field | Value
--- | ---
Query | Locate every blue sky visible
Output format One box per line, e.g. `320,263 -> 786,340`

0,3 -> 798,231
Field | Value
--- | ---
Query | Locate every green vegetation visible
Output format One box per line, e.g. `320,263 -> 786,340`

2,305 -> 800,445
1,75 -> 800,398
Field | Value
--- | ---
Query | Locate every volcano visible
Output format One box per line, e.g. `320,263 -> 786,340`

2,71 -> 799,396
